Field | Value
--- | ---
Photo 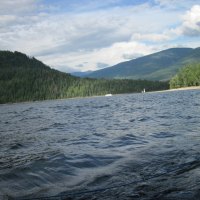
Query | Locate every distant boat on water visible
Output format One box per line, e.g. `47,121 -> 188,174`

105,94 -> 112,96
142,88 -> 145,93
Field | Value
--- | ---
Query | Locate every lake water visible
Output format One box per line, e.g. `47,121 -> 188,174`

0,90 -> 200,200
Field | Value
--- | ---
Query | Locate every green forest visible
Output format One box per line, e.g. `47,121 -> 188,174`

0,51 -> 169,104
170,63 -> 200,89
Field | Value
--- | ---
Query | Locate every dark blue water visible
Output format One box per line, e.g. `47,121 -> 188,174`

1,90 -> 200,200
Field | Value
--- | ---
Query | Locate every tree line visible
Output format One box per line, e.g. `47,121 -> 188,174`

170,63 -> 200,89
0,51 -> 169,104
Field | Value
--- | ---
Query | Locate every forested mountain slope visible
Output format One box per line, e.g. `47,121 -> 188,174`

0,51 -> 169,103
86,48 -> 200,81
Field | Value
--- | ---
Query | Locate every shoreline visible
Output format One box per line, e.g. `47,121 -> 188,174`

151,86 -> 200,93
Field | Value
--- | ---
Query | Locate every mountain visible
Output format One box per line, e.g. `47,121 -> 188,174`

0,51 -> 168,104
71,70 -> 93,77
85,47 -> 200,81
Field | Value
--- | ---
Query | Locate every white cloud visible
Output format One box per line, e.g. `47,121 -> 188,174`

181,5 -> 200,36
155,0 -> 200,9
0,15 -> 16,26
38,41 -> 159,72
0,3 -> 175,55
132,33 -> 171,42
4,4 -> 180,62
0,0 -> 38,14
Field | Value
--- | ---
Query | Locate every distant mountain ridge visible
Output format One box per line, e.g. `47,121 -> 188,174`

71,70 -> 93,77
83,47 -> 200,81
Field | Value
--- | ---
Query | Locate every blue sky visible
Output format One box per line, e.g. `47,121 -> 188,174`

0,0 -> 200,72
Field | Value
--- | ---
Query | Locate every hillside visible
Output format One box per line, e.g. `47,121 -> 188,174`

0,51 -> 168,104
85,47 -> 200,81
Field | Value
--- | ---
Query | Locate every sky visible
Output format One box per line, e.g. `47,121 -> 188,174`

0,0 -> 200,72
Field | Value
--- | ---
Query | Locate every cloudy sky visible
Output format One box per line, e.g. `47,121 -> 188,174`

0,0 -> 200,72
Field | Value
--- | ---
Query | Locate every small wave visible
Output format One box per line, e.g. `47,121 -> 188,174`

157,115 -> 170,119
151,132 -> 176,139
137,117 -> 151,122
184,115 -> 193,120
38,127 -> 50,132
67,155 -> 122,169
175,160 -> 200,175
87,174 -> 112,187
22,107 -> 34,113
49,122 -> 67,129
129,119 -> 135,122
10,143 -> 24,150
19,115 -> 42,121
55,105 -> 70,110
110,134 -> 148,148
93,132 -> 107,137
92,104 -> 110,109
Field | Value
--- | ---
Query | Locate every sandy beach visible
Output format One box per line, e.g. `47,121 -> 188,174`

153,86 -> 200,93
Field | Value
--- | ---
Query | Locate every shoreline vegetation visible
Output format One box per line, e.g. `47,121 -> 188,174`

2,86 -> 200,106
169,63 -> 200,89
1,85 -> 199,105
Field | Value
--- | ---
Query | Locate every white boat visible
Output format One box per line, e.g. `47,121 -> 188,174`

105,94 -> 112,96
